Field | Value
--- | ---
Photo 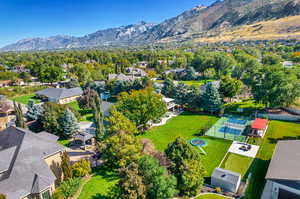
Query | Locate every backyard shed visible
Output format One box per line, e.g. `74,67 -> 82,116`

250,118 -> 268,137
211,168 -> 241,193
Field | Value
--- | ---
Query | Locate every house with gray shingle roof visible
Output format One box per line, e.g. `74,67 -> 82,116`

261,140 -> 300,199
36,87 -> 83,104
0,127 -> 65,199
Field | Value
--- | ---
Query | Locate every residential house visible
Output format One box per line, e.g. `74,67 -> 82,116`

0,100 -> 14,131
125,67 -> 147,77
201,80 -> 221,92
36,87 -> 83,104
9,65 -> 30,74
0,127 -> 65,199
162,97 -> 176,112
0,80 -> 12,87
261,140 -> 300,199
211,168 -> 241,193
283,61 -> 294,68
108,73 -> 135,81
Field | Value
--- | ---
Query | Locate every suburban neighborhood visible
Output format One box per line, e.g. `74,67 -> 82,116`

1,0 -> 300,199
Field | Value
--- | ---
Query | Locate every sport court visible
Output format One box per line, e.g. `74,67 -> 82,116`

205,116 -> 251,142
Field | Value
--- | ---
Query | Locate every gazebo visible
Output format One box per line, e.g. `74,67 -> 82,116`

250,118 -> 268,138
74,131 -> 94,150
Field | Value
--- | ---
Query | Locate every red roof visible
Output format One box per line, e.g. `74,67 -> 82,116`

252,118 -> 268,130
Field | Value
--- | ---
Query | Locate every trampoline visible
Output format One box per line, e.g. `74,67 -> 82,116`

190,138 -> 208,147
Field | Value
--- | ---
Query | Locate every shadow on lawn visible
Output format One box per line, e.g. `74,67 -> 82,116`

243,158 -> 270,199
89,168 -> 119,199
268,136 -> 300,144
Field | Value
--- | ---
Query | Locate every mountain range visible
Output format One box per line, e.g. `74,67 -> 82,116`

2,0 -> 300,52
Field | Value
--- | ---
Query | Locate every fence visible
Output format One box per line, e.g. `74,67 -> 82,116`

282,107 -> 300,116
257,113 -> 300,122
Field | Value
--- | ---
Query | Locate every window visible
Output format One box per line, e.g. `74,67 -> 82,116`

41,190 -> 50,199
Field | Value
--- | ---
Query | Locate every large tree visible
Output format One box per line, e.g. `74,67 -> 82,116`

116,88 -> 167,127
107,108 -> 138,135
119,163 -> 146,199
14,101 -> 26,128
38,66 -> 65,83
202,83 -> 223,113
27,99 -> 44,121
60,109 -> 79,137
165,137 -> 205,197
219,76 -> 243,100
249,66 -> 300,107
61,151 -> 73,180
41,102 -> 80,138
77,88 -> 99,110
161,79 -> 175,98
91,92 -> 105,141
138,155 -> 177,199
101,131 -> 142,168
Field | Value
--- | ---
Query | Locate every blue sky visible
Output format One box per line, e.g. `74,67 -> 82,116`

0,0 -> 215,47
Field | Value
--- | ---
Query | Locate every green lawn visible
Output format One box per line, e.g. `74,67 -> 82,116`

220,153 -> 253,178
67,101 -> 93,122
11,94 -> 41,104
224,99 -> 265,116
195,193 -> 232,199
57,139 -> 72,147
244,120 -> 300,199
179,80 -> 213,86
139,112 -> 231,176
78,169 -> 119,199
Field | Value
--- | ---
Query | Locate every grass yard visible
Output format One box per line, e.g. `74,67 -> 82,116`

220,153 -> 253,178
179,80 -> 214,86
67,101 -> 93,122
224,99 -> 265,116
195,193 -> 232,199
244,120 -> 300,199
139,112 -> 232,176
78,169 -> 119,199
11,94 -> 41,104
57,139 -> 72,147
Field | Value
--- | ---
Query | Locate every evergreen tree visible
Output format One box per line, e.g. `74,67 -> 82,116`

61,109 -> 79,137
92,93 -> 105,141
27,99 -> 43,121
161,79 -> 175,97
119,163 -> 146,199
202,82 -> 222,114
14,101 -> 26,128
61,151 -> 73,180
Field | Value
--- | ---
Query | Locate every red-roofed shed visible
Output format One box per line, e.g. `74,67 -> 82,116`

252,118 -> 268,130
250,118 -> 268,137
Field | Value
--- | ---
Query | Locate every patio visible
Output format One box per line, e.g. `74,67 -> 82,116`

228,141 -> 259,158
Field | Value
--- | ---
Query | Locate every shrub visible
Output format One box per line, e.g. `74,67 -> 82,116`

51,190 -> 64,199
72,159 -> 92,177
215,187 -> 222,193
59,178 -> 81,199
0,194 -> 6,199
